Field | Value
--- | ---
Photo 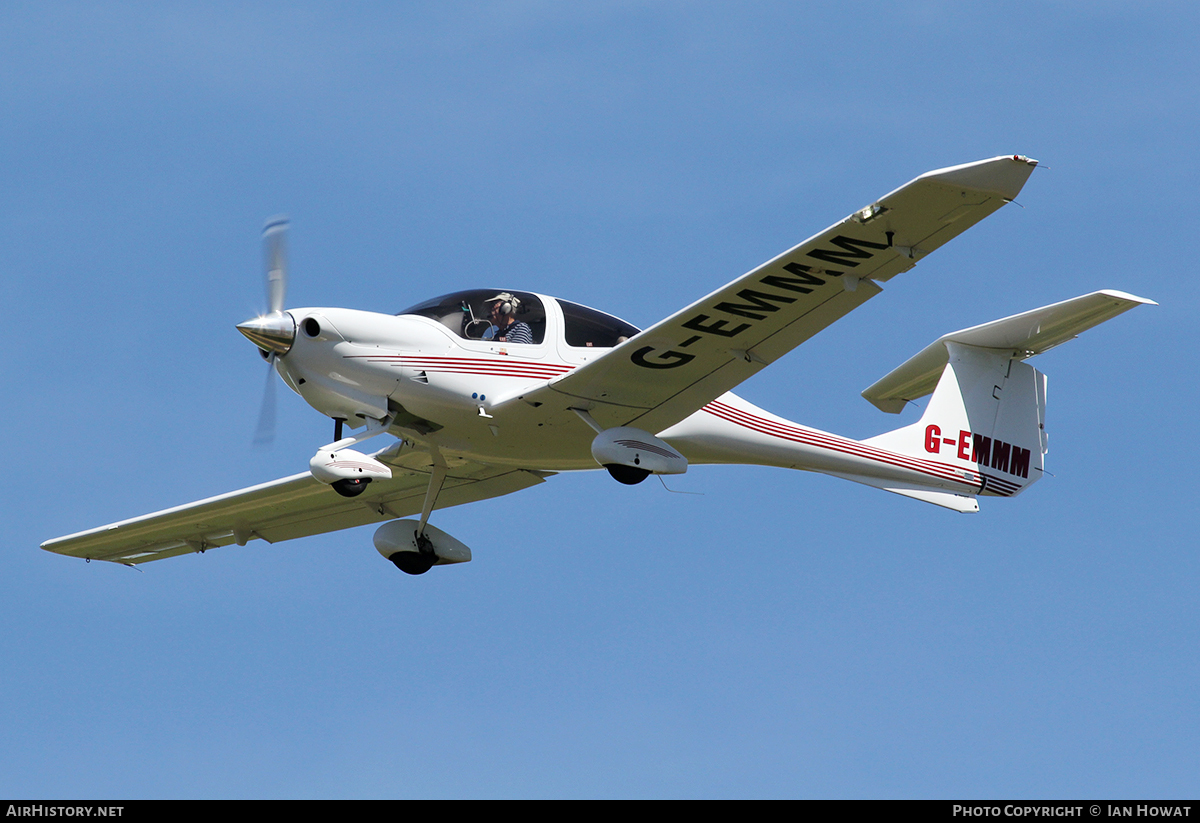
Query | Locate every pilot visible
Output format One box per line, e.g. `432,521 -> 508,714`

486,292 -> 534,344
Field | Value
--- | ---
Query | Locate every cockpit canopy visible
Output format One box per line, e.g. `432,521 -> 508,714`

556,298 -> 640,348
399,290 -> 548,344
398,290 -> 640,348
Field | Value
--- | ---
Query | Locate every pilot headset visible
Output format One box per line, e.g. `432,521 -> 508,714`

490,292 -> 521,316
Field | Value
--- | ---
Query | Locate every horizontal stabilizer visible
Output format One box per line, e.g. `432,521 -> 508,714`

862,290 -> 1155,413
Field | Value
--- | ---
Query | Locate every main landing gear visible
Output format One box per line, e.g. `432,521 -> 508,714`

388,529 -> 436,575
374,520 -> 471,575
371,448 -> 473,575
331,477 -> 371,497
388,544 -> 437,575
604,464 -> 650,485
319,420 -> 469,576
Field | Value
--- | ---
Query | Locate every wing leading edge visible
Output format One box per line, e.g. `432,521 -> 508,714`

518,155 -> 1038,434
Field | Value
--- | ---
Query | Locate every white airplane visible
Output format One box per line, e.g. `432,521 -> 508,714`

42,155 -> 1153,574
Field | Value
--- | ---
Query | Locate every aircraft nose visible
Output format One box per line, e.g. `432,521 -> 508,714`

237,311 -> 296,356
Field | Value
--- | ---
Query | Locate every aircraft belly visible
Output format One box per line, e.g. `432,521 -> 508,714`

661,395 -> 980,494
389,394 -> 601,472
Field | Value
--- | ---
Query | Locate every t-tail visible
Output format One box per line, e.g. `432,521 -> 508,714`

663,289 -> 1153,513
858,289 -> 1154,509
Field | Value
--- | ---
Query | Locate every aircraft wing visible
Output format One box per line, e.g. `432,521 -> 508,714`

526,155 -> 1038,434
41,446 -> 550,565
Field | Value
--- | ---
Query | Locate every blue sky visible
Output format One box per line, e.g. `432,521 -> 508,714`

2,2 -> 1196,798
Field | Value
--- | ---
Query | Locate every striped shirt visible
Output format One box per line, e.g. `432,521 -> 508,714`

500,321 -> 534,345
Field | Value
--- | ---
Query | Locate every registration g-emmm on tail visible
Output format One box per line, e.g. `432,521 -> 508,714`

42,155 -> 1153,575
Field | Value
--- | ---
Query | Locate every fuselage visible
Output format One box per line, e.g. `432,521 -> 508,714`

263,290 -> 987,499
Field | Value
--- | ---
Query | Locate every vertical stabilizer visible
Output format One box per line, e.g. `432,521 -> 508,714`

863,342 -> 1047,497
859,290 -> 1153,504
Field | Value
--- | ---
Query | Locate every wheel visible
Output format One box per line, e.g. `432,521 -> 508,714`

331,477 -> 371,498
388,551 -> 436,575
604,464 -> 650,485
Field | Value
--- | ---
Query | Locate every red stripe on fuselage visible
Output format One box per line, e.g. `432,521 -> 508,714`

344,354 -> 573,380
702,400 -> 992,493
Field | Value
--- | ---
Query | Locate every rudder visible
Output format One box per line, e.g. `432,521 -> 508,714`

865,343 -> 1046,497
860,289 -> 1152,504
